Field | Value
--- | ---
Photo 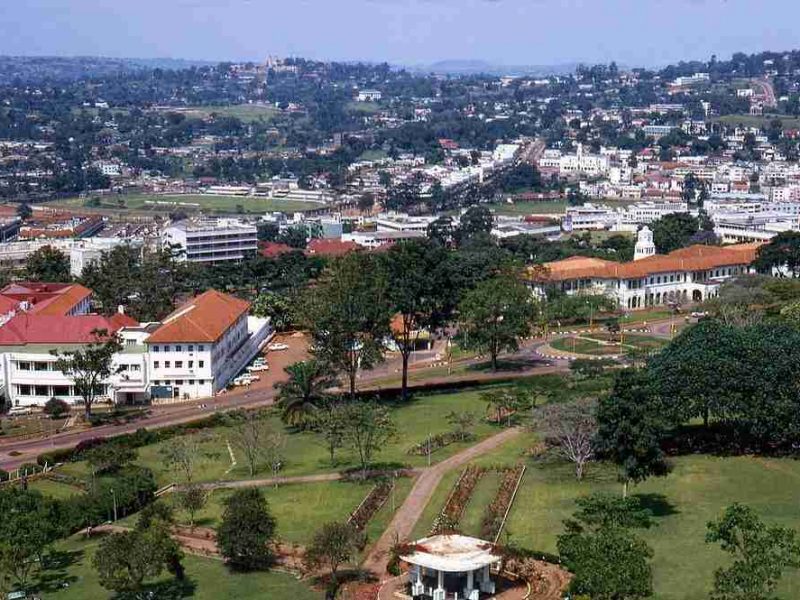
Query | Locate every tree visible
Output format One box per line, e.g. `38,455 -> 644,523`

650,213 -> 701,254
160,434 -> 210,484
459,273 -> 537,371
445,410 -> 476,442
706,503 -> 800,600
0,488 -> 61,588
51,328 -> 123,418
251,292 -> 295,332
595,371 -> 670,497
314,402 -> 347,465
43,397 -> 70,419
304,522 -> 364,586
481,387 -> 533,427
754,231 -> 800,276
217,488 -> 276,571
341,402 -> 396,477
383,240 -> 450,400
455,205 -> 493,246
558,518 -> 653,600
230,412 -> 270,477
275,360 -> 337,426
15,202 -> 32,220
93,520 -> 182,595
303,252 -> 390,398
86,443 -> 137,478
427,215 -> 455,246
536,398 -> 597,480
179,483 -> 208,529
572,493 -> 653,530
25,245 -> 71,282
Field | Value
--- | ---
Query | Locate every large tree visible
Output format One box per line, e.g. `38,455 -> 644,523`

595,370 -> 670,497
51,328 -> 123,417
303,252 -> 390,398
650,212 -> 700,254
382,240 -> 450,400
536,398 -> 597,480
458,273 -> 537,371
217,488 -> 276,571
341,401 -> 396,478
753,231 -> 800,276
304,522 -> 364,587
706,503 -> 800,600
25,245 -> 71,282
275,360 -> 337,426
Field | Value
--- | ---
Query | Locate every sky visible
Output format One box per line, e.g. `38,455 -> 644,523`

1,0 -> 799,68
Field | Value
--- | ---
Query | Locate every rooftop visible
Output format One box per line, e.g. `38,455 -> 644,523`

0,313 -> 136,346
146,289 -> 250,344
400,535 -> 502,573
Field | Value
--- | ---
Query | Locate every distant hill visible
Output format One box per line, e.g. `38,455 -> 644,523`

0,55 -> 216,84
407,59 -> 581,76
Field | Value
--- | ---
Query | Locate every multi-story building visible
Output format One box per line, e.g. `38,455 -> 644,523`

528,228 -> 760,310
0,287 -> 272,407
163,219 -> 258,264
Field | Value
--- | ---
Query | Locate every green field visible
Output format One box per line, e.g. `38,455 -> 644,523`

714,113 -> 800,129
47,193 -> 321,214
489,200 -> 568,215
30,534 -> 320,600
550,333 -> 667,356
504,455 -> 800,600
169,104 -> 279,123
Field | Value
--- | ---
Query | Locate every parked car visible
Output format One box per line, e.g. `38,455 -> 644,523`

232,375 -> 254,386
248,364 -> 269,372
268,343 -> 289,351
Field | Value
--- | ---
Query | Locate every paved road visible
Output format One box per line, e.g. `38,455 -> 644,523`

362,427 -> 522,576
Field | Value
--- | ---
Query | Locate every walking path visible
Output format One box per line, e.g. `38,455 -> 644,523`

362,427 -> 521,576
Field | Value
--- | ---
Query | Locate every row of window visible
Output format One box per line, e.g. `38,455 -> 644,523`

14,361 -> 141,372
151,344 -> 206,352
152,379 -> 208,387
153,360 -> 204,370
16,384 -> 108,397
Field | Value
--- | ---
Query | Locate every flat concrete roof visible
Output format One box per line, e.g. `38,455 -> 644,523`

400,534 -> 501,573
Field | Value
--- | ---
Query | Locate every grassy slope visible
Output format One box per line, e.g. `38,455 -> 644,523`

35,535 -> 319,600
47,194 -> 320,214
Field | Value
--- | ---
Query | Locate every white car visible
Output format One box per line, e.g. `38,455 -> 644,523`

267,343 -> 289,351
248,364 -> 269,372
232,375 -> 254,386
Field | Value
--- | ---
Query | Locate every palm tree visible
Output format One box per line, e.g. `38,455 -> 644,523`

275,360 -> 337,427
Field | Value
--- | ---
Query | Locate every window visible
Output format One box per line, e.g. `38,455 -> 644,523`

175,361 -> 183,368
126,339 -> 135,347
188,345 -> 194,352
163,380 -> 171,385
163,345 -> 170,352
176,345 -> 182,352
52,385 -> 70,397
17,361 -> 31,371
152,345 -> 159,352
130,365 -> 141,372
188,379 -> 195,385
35,362 -> 49,371
35,385 -> 48,396
165,361 -> 171,368
175,380 -> 184,385
198,345 -> 205,351
154,361 -> 160,369
17,384 -> 31,396
188,361 -> 193,368
198,360 -> 204,368
198,380 -> 205,385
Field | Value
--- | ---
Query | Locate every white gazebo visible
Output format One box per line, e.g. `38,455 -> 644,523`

400,534 -> 502,600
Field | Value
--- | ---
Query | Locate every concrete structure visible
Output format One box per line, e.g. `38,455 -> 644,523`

400,535 -> 502,600
356,89 -> 382,102
0,238 -> 140,276
163,219 -> 257,264
633,226 -> 656,261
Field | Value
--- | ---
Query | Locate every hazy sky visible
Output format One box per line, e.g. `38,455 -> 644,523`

2,0 -> 799,67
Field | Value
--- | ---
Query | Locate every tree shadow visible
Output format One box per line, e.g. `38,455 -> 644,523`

113,577 -> 197,599
633,493 -> 680,519
31,548 -> 83,594
467,357 -> 542,373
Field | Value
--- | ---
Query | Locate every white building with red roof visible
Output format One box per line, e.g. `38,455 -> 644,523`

0,286 -> 271,408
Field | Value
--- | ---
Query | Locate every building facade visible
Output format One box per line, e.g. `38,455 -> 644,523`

163,219 -> 258,264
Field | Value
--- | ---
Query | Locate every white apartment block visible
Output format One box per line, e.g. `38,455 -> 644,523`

163,219 -> 257,264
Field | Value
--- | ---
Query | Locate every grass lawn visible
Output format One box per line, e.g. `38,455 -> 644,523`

169,104 -> 279,123
1,414 -> 66,439
714,113 -> 800,129
489,200 -> 567,215
47,193 -> 321,214
27,478 -> 84,500
501,455 -> 800,600
459,471 -> 502,538
550,336 -> 622,356
31,534 -> 320,600
158,478 -> 412,546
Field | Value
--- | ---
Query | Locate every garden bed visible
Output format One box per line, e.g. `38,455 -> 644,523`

431,465 -> 486,534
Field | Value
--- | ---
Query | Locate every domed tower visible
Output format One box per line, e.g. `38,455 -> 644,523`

634,226 -> 656,261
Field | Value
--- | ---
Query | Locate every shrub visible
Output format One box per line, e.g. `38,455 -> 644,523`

43,397 -> 70,419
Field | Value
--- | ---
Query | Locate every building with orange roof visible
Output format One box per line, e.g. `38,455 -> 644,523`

528,227 -> 761,310
144,289 -> 271,400
0,286 -> 271,407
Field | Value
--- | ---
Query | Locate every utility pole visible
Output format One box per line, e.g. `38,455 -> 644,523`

111,488 -> 117,522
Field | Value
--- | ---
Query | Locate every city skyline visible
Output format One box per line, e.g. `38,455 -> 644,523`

2,0 -> 799,68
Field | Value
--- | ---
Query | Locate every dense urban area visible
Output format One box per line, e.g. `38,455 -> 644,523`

2,48 -> 800,600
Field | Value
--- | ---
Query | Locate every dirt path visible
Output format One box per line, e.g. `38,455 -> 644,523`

362,427 -> 521,576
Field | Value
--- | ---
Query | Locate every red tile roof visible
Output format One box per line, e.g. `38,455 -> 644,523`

304,238 -> 360,257
259,242 -> 294,258
531,243 -> 761,282
146,289 -> 250,344
0,282 -> 92,316
0,313 -> 136,346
